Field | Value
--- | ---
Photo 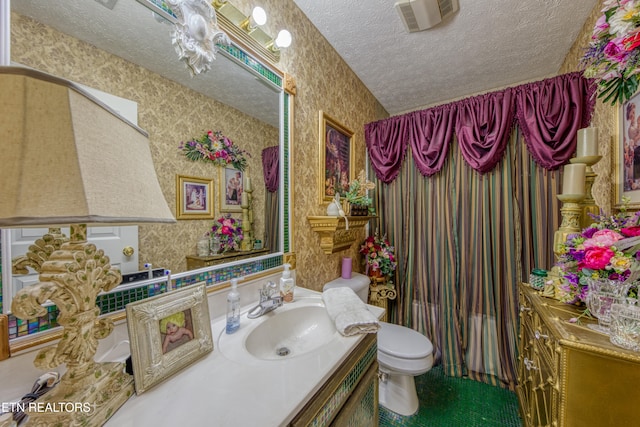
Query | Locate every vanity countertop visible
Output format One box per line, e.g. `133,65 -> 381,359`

105,287 -> 383,427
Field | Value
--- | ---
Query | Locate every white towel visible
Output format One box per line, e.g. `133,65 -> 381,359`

322,287 -> 380,336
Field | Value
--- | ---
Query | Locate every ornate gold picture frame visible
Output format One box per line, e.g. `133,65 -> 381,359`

219,166 -> 245,212
318,110 -> 355,204
616,91 -> 640,209
126,283 -> 213,394
176,174 -> 214,219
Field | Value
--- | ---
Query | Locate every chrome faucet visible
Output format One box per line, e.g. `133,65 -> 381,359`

247,281 -> 283,319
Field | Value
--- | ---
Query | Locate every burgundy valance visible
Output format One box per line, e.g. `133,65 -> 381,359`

515,72 -> 596,170
364,72 -> 596,183
410,104 -> 456,177
364,115 -> 410,183
455,89 -> 515,174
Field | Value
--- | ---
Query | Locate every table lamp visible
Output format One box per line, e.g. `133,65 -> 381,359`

0,67 -> 175,426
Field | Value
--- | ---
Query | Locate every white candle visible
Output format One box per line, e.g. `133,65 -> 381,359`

576,127 -> 598,158
562,163 -> 586,195
241,191 -> 249,207
244,176 -> 252,192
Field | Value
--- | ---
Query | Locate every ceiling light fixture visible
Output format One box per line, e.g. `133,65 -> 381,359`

212,1 -> 291,63
240,6 -> 267,31
274,29 -> 292,49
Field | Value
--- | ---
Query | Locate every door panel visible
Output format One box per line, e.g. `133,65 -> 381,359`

5,226 -> 138,306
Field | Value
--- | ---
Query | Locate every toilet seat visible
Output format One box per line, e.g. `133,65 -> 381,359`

377,322 -> 433,375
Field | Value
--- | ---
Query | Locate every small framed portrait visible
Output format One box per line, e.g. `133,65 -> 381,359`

616,90 -> 640,208
219,166 -> 244,212
126,283 -> 213,394
176,174 -> 214,219
318,110 -> 355,204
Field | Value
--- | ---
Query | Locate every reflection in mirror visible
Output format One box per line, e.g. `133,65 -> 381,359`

2,0 -> 291,325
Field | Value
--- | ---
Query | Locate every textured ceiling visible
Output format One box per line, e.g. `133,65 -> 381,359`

11,0 -> 280,127
293,0 -> 599,116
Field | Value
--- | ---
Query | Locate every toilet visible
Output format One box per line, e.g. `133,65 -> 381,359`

323,273 -> 433,416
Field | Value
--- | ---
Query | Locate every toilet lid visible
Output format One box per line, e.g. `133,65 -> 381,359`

378,322 -> 433,359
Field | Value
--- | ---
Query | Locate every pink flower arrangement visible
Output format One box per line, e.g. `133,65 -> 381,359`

178,130 -> 249,171
359,232 -> 397,276
556,208 -> 640,304
582,0 -> 640,105
208,214 -> 243,252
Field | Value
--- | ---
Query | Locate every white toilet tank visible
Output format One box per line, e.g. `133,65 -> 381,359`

323,272 -> 370,302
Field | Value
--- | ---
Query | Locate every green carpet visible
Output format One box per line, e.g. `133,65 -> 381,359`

379,365 -> 522,427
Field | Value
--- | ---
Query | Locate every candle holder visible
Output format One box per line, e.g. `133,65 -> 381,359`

241,186 -> 255,251
547,193 -> 586,300
570,155 -> 602,229
553,193 -> 585,258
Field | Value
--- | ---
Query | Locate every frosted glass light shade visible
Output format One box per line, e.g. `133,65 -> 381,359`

0,67 -> 176,227
275,30 -> 292,48
251,7 -> 267,26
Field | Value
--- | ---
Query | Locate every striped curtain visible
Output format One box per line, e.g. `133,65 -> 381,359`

376,129 -> 560,389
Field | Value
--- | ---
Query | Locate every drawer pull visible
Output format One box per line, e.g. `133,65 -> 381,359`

524,357 -> 538,371
534,330 -> 548,340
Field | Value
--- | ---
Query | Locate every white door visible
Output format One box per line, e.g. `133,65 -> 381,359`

4,226 -> 138,307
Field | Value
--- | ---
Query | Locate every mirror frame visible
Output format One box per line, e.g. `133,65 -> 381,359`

0,10 -> 295,352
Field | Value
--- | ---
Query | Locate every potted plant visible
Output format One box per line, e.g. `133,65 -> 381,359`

344,170 -> 376,216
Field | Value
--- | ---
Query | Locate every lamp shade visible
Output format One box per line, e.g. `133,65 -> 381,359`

0,67 -> 175,227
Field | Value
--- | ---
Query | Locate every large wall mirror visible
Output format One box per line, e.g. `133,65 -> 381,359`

1,0 -> 293,339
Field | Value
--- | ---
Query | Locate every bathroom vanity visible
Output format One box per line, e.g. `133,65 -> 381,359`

104,286 -> 382,426
0,281 -> 382,426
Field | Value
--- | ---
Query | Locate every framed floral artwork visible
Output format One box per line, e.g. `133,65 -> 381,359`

616,90 -> 640,209
318,111 -> 355,204
176,174 -> 214,220
126,283 -> 213,394
219,166 -> 244,212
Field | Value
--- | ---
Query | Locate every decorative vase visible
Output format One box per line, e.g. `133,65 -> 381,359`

197,237 -> 210,257
609,302 -> 640,351
368,267 -> 383,279
350,204 -> 368,216
585,278 -> 631,334
210,235 -> 221,255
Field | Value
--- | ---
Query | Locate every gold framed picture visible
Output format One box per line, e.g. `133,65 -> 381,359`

318,110 -> 355,204
219,166 -> 245,212
616,90 -> 640,209
126,283 -> 213,394
176,174 -> 214,219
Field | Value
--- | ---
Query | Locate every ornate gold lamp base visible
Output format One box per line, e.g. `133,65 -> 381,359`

11,225 -> 133,426
24,362 -> 133,427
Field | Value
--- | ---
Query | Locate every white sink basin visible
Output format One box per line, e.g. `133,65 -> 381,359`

245,305 -> 337,360
218,298 -> 339,362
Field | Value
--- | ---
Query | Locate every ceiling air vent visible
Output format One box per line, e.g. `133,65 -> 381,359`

395,0 -> 459,33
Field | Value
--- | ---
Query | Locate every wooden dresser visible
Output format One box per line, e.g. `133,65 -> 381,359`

517,284 -> 640,427
185,248 -> 269,269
